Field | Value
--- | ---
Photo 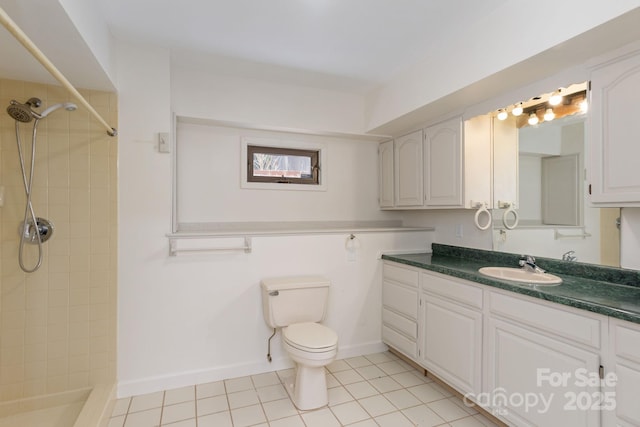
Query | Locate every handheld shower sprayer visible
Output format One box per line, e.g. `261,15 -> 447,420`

5,97 -> 77,273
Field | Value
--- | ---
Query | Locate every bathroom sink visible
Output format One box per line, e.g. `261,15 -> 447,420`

478,267 -> 562,285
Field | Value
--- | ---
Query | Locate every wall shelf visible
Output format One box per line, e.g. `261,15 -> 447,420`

166,221 -> 434,256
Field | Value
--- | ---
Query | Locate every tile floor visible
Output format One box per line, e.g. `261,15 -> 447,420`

107,351 -> 501,427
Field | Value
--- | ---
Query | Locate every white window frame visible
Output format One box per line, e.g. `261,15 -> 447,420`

241,137 -> 327,191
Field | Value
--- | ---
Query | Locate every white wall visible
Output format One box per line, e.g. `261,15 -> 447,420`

366,0 -> 640,129
116,42 -> 424,397
59,0 -> 118,86
621,208 -> 640,269
176,123 -> 389,224
171,63 -> 367,134
113,9 -> 640,398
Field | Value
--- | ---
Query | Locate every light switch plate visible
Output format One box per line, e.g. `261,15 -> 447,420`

158,132 -> 171,153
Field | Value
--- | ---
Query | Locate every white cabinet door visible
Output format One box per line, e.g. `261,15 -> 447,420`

486,317 -> 601,427
420,291 -> 482,396
590,48 -> 640,205
378,140 -> 394,208
424,117 -> 463,207
394,130 -> 424,207
382,262 -> 419,359
492,116 -> 519,209
609,319 -> 640,427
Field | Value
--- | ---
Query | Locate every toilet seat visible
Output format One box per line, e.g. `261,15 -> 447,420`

283,322 -> 337,353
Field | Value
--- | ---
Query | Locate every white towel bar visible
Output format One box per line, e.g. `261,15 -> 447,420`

554,229 -> 592,240
169,236 -> 252,256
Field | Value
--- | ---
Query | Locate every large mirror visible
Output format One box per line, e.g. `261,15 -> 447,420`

489,82 -> 621,266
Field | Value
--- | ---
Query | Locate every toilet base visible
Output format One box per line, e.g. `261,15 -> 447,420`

283,364 -> 329,411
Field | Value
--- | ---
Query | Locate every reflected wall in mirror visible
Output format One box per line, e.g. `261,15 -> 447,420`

489,82 -> 621,267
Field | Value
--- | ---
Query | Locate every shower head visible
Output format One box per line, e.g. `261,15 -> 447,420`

7,100 -> 36,123
38,102 -> 77,118
7,99 -> 77,122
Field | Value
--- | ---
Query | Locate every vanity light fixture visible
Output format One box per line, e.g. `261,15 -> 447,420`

511,103 -> 523,116
549,89 -> 563,106
544,108 -> 555,121
497,109 -> 508,120
528,112 -> 539,125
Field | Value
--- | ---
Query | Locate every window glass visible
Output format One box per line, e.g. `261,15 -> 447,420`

247,145 -> 319,184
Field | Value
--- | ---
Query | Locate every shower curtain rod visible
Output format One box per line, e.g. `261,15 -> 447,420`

0,6 -> 117,137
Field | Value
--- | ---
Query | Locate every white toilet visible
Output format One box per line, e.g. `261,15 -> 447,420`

261,276 -> 338,410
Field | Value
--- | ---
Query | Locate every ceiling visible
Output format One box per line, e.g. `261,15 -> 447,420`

0,0 -> 507,94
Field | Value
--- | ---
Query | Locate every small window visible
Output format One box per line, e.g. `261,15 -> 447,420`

247,145 -> 319,185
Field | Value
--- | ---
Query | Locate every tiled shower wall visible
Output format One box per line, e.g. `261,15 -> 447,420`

0,78 -> 117,401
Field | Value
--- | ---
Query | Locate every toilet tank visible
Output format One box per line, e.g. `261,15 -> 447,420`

261,276 -> 330,328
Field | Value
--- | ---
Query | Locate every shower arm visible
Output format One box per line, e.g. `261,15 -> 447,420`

0,6 -> 117,137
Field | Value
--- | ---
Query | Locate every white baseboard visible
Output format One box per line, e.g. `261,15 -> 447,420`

117,340 -> 388,398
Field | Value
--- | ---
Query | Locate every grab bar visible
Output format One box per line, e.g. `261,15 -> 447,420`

169,236 -> 252,256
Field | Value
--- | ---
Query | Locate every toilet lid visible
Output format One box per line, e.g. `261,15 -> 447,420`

283,322 -> 338,350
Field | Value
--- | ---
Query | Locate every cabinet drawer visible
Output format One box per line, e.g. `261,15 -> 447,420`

382,325 -> 417,359
421,271 -> 483,309
382,308 -> 417,340
613,321 -> 640,364
383,262 -> 419,288
382,281 -> 418,320
489,292 -> 601,348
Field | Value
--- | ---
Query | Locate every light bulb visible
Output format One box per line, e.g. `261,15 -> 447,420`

544,108 -> 555,121
528,113 -> 539,125
580,99 -> 588,113
549,90 -> 562,106
512,103 -> 523,116
497,109 -> 508,121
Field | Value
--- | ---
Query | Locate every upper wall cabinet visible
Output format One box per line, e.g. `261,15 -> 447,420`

378,140 -> 395,208
394,130 -> 424,207
424,117 -> 463,206
590,47 -> 640,206
378,116 -> 492,211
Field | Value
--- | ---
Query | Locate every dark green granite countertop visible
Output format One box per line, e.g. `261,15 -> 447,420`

382,244 -> 640,324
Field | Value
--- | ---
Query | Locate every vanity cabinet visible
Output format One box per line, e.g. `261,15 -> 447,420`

589,47 -> 640,206
381,262 -> 419,359
608,318 -> 640,426
419,271 -> 483,396
486,291 -> 603,427
380,259 -> 636,426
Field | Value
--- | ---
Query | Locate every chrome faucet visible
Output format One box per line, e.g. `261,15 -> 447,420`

519,255 -> 546,274
562,250 -> 577,262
